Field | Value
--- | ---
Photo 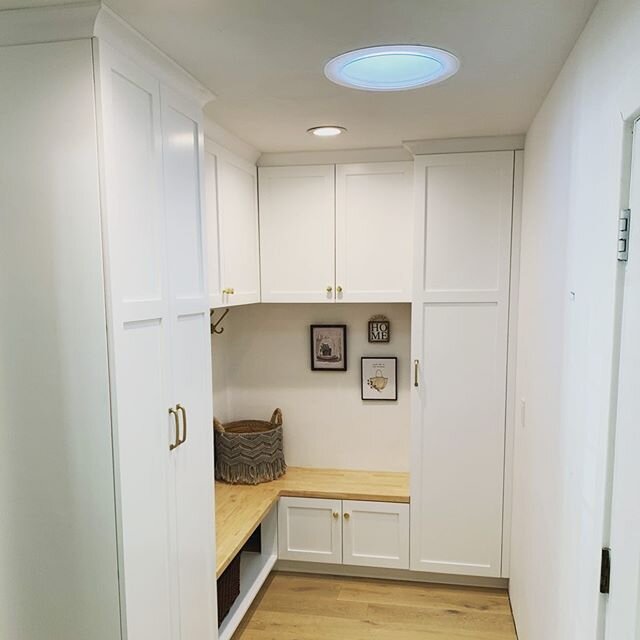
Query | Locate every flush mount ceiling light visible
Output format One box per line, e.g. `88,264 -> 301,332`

307,125 -> 347,137
324,45 -> 460,92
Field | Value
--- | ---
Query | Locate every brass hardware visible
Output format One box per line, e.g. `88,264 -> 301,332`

336,285 -> 343,294
332,512 -> 339,519
326,286 -> 333,293
222,288 -> 229,294
229,288 -> 235,295
177,404 -> 187,445
169,407 -> 180,450
223,287 -> 235,295
414,359 -> 419,387
344,513 -> 350,520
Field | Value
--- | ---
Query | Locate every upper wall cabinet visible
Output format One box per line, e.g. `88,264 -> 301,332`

258,161 -> 413,303
205,140 -> 260,308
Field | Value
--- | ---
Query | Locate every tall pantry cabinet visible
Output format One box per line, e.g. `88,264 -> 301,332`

411,150 -> 522,578
1,7 -> 216,640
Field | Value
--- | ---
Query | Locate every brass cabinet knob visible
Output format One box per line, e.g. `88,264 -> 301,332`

223,287 -> 235,295
229,288 -> 235,295
332,512 -> 339,519
326,285 -> 333,293
343,513 -> 350,520
336,285 -> 343,293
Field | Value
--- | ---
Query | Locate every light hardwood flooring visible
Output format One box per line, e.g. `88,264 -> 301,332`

232,572 -> 517,640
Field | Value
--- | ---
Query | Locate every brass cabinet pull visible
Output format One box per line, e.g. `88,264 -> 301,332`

336,285 -> 343,294
344,513 -> 350,520
332,512 -> 339,519
223,287 -> 235,295
169,407 -> 180,451
414,359 -> 419,387
177,404 -> 187,445
326,285 -> 333,293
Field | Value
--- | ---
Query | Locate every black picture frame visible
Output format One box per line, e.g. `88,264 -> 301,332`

361,356 -> 398,401
310,324 -> 347,371
368,318 -> 390,343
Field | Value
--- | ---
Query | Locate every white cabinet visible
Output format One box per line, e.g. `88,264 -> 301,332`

2,11 -> 216,640
278,497 -> 342,564
342,500 -> 409,569
205,140 -> 260,308
258,161 -> 413,303
335,162 -> 413,302
411,151 -> 515,578
278,497 -> 409,569
97,41 -> 216,640
259,165 -> 335,302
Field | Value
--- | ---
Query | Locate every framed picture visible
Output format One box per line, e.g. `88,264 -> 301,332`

310,324 -> 347,371
361,357 -> 397,401
368,315 -> 390,343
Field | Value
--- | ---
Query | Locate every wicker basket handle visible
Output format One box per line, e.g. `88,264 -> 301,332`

213,417 -> 225,433
270,408 -> 283,427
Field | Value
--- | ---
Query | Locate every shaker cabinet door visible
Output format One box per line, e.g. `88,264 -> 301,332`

95,41 -> 175,640
335,162 -> 413,302
342,500 -> 409,570
278,497 -> 342,564
217,153 -> 261,306
411,151 -> 514,578
259,165 -> 336,302
160,86 -> 216,640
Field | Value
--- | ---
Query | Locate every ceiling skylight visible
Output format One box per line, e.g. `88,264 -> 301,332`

324,45 -> 460,92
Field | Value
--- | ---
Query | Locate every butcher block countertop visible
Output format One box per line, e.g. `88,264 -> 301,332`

215,466 -> 410,577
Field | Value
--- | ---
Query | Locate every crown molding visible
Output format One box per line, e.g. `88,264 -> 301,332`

204,116 -> 260,165
94,6 -> 214,108
257,146 -> 413,167
0,2 -> 101,46
0,2 -> 215,108
403,135 -> 525,156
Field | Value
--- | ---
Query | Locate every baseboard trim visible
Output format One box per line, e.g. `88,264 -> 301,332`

274,560 -> 509,589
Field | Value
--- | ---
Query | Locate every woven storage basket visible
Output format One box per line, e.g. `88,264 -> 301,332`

214,408 -> 286,485
216,553 -> 241,626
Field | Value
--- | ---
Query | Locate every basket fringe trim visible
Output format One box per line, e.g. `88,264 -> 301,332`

215,459 -> 287,485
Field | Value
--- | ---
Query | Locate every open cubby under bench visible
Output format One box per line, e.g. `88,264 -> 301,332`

215,466 -> 410,640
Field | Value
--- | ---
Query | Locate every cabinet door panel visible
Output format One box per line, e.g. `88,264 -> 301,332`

259,165 -> 335,302
411,151 -> 514,578
278,497 -> 342,564
96,43 -> 174,640
342,501 -> 409,569
161,88 -> 216,640
162,94 -> 205,301
204,143 -> 224,308
218,156 -> 260,306
336,162 -> 413,302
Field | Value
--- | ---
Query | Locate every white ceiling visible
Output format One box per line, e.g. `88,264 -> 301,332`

2,0 -> 598,152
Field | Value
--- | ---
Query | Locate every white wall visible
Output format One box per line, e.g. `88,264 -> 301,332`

212,303 -> 411,471
510,1 -> 640,638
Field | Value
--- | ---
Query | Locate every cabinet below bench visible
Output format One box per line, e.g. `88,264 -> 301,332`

278,497 -> 410,569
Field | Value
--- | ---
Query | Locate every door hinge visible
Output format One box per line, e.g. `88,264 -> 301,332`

600,548 -> 611,594
618,209 -> 631,261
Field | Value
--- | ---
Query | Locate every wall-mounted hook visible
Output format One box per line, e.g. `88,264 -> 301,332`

210,308 -> 230,335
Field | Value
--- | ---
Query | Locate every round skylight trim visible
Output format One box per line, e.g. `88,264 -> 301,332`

324,45 -> 460,92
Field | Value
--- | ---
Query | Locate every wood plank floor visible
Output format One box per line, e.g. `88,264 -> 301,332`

232,572 -> 517,640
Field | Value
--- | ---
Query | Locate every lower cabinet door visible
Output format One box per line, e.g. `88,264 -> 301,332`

278,497 -> 342,564
342,500 -> 410,570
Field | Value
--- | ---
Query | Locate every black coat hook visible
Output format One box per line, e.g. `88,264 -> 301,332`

210,308 -> 230,335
